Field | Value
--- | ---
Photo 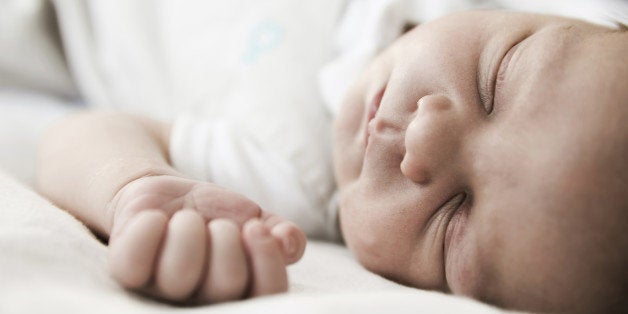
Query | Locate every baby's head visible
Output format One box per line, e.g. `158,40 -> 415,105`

333,10 -> 627,313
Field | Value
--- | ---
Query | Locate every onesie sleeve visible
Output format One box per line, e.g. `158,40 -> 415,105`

169,113 -> 215,181
169,112 -> 338,239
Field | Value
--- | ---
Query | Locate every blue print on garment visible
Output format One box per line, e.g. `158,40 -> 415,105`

242,20 -> 285,65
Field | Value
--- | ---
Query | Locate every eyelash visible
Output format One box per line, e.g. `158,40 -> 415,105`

485,49 -> 509,115
487,35 -> 530,115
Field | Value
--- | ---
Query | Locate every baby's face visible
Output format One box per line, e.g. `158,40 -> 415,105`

333,11 -> 628,312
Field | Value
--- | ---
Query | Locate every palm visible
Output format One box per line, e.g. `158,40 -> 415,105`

109,175 -> 262,237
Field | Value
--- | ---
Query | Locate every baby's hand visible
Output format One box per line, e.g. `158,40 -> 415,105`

105,175 -> 306,303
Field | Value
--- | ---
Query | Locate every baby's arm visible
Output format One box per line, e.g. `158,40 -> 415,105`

36,111 -> 306,303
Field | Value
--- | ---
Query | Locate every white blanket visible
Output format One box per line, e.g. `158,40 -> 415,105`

0,163 -> 507,314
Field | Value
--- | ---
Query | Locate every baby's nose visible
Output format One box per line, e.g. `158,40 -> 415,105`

401,94 -> 461,184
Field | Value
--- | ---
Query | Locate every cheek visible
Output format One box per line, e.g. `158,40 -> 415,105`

338,193 -> 383,262
339,203 -> 381,271
334,82 -> 366,141
333,88 -> 368,187
338,188 -> 414,275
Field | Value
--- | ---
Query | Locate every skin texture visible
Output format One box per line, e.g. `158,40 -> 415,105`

333,11 -> 628,313
37,113 -> 306,304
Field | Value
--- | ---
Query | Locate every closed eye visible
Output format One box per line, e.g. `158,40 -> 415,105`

481,34 -> 529,114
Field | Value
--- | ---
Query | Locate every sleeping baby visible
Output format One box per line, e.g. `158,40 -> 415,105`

36,10 -> 627,314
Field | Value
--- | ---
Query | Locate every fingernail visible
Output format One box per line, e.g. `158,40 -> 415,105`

283,236 -> 296,256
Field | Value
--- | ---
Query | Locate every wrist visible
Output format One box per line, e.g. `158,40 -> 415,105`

97,163 -> 182,237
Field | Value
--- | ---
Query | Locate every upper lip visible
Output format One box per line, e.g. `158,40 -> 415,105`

365,86 -> 386,144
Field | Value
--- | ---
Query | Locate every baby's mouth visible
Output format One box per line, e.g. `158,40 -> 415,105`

365,86 -> 386,145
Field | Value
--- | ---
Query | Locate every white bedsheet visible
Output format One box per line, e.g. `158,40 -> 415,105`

0,90 -> 512,313
0,168 -> 507,314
